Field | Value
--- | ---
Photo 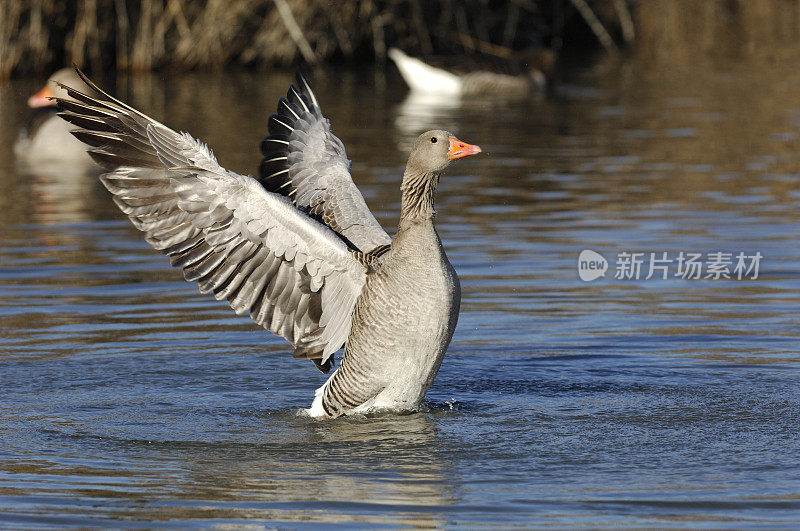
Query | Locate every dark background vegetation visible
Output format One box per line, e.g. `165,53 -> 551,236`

2,0 -> 627,78
2,0 -> 800,79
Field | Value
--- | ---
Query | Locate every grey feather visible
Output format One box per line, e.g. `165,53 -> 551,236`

55,68 -> 369,372
260,72 -> 391,253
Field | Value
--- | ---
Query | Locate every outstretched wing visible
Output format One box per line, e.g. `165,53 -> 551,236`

260,72 -> 392,253
56,69 -> 367,372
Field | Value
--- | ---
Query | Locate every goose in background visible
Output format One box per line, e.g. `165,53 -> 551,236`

15,68 -> 96,166
55,69 -> 481,418
388,47 -> 549,98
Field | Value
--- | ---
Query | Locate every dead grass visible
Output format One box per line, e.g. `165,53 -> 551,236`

0,0 -> 634,79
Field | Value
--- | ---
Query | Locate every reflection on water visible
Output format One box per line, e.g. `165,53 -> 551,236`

1,58 -> 800,527
15,163 -> 104,225
393,84 -> 546,145
1,415 -> 450,526
394,90 -> 463,141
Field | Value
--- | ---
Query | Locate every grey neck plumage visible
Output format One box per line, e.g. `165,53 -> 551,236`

399,168 -> 440,230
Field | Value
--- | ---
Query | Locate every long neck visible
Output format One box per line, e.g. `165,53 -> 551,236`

399,167 -> 439,230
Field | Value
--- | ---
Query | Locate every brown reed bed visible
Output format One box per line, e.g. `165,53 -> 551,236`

0,0 -> 634,79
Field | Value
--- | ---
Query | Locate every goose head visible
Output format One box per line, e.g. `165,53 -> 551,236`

27,68 -> 90,108
405,130 -> 482,175
400,130 -> 481,224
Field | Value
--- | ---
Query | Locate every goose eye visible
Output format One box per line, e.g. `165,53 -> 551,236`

430,137 -> 438,144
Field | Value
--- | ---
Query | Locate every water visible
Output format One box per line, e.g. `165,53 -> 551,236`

1,59 -> 800,528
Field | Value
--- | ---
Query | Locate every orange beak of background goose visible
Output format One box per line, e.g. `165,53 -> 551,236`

448,137 -> 482,159
28,85 -> 56,108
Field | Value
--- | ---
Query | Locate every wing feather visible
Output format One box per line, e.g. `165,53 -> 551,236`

56,68 -> 368,372
259,72 -> 391,253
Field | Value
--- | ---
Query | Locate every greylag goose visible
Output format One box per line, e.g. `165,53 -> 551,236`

388,47 -> 546,97
15,68 -> 95,165
55,69 -> 481,418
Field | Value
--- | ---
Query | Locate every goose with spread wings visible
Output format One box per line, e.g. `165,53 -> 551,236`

55,69 -> 481,418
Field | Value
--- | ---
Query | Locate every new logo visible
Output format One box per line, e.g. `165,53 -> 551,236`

578,249 -> 608,281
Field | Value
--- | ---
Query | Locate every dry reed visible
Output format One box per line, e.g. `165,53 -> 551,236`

0,0 -> 633,79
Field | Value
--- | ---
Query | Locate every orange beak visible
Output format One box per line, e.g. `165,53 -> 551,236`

448,136 -> 482,160
28,85 -> 56,108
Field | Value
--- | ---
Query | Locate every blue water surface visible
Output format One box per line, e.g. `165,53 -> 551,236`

1,61 -> 799,528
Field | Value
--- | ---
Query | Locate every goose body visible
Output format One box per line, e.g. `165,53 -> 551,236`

56,69 -> 480,418
388,47 -> 546,97
15,68 -> 95,165
308,219 -> 460,417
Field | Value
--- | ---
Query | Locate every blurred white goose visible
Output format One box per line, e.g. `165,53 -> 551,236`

56,69 -> 481,418
388,47 -> 546,97
15,68 -> 95,165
